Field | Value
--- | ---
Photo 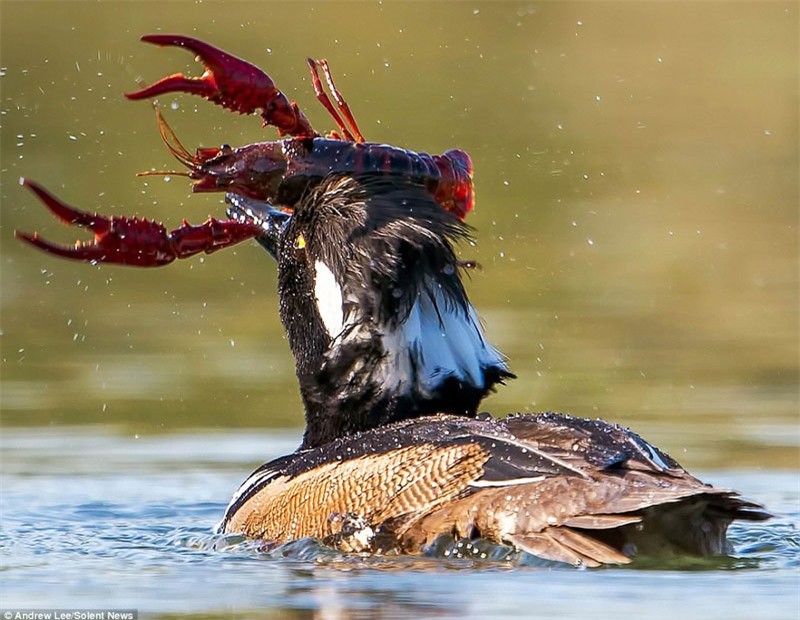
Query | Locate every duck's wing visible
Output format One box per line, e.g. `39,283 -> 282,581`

219,413 -> 768,565
398,413 -> 768,565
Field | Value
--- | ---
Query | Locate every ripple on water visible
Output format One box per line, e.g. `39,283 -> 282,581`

1,429 -> 797,618
160,518 -> 796,572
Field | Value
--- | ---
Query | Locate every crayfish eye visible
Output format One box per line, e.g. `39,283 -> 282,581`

219,143 -> 232,154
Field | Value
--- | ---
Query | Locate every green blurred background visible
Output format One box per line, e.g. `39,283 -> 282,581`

1,1 -> 797,468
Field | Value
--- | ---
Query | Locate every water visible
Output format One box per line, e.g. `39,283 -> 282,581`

1,427 -> 797,619
1,2 -> 798,618
2,3 -> 797,443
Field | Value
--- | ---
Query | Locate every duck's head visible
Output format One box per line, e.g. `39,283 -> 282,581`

227,175 -> 513,449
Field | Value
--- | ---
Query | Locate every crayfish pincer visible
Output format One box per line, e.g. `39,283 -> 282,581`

18,34 -> 474,267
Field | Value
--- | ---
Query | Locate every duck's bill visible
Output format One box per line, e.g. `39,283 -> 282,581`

225,193 -> 291,261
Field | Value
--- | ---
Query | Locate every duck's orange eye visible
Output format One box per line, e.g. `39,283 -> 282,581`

292,233 -> 307,261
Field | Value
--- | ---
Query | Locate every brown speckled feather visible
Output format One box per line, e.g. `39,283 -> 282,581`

221,413 -> 769,565
224,441 -> 488,541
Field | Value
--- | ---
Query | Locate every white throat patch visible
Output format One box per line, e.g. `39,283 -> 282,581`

314,261 -> 345,337
386,285 -> 505,395
327,277 -> 507,397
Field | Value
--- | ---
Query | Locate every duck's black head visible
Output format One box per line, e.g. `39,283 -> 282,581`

227,175 -> 512,449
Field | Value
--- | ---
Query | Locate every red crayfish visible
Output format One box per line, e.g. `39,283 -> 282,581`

17,34 -> 474,267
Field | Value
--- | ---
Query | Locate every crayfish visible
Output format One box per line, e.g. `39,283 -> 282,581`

17,35 -> 474,267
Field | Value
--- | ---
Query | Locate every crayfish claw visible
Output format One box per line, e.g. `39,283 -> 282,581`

125,34 -> 315,137
125,34 -> 235,103
22,179 -> 109,233
17,180 -> 176,267
15,229 -> 103,263
126,73 -> 217,103
18,180 -> 264,267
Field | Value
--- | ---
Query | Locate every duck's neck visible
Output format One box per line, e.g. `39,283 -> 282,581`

278,262 -> 512,450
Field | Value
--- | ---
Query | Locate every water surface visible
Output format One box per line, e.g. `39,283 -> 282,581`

1,428 -> 798,619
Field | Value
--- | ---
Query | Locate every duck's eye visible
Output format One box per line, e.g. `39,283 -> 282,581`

293,233 -> 307,260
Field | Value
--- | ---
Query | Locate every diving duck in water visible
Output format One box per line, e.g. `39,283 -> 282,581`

219,175 -> 768,566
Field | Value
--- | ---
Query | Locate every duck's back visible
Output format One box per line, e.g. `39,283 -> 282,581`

219,412 -> 768,566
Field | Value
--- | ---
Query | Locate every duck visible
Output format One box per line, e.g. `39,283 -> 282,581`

219,174 -> 768,566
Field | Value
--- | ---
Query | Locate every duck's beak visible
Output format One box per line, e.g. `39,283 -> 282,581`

225,193 -> 290,261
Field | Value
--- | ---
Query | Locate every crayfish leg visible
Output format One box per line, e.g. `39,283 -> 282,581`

306,58 -> 365,143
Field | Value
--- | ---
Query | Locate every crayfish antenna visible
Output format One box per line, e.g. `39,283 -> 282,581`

137,170 -> 191,178
152,104 -> 196,169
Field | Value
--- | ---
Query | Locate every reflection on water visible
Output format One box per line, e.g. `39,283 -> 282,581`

1,428 -> 798,619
